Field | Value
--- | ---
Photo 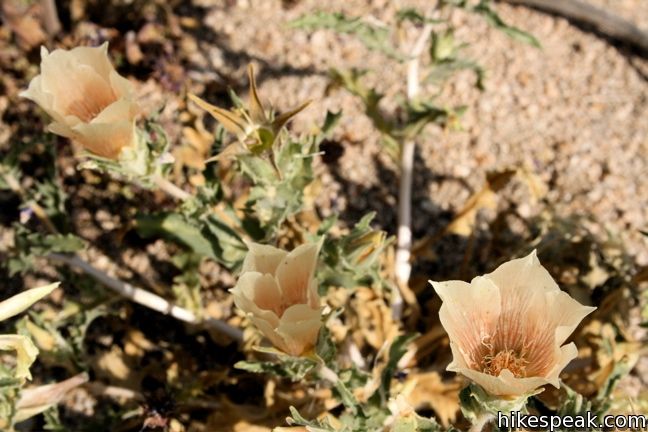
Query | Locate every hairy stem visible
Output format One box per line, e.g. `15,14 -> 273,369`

393,23 -> 434,320
47,253 -> 243,341
152,174 -> 192,201
318,364 -> 340,384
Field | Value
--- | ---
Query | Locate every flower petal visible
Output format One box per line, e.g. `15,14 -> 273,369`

42,60 -> 116,122
485,250 -> 559,297
230,272 -> 281,327
276,243 -> 320,307
542,342 -> 579,388
457,365 -> 550,397
432,277 -> 501,366
241,242 -> 287,275
249,316 -> 290,354
19,75 -> 58,120
91,98 -> 138,124
54,43 -> 113,82
70,119 -> 136,159
546,290 -> 596,345
108,69 -> 135,99
276,304 -> 322,356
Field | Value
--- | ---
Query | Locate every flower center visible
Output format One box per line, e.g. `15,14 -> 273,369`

482,349 -> 529,378
63,81 -> 118,123
66,97 -> 112,122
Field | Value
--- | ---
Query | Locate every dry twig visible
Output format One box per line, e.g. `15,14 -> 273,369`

47,253 -> 243,342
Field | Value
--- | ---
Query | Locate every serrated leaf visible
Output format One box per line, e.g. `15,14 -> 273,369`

286,406 -> 336,431
315,327 -> 336,365
396,8 -> 445,25
372,334 -> 417,404
136,213 -> 217,259
427,58 -> 485,90
474,1 -> 541,48
431,31 -> 456,62
235,356 -> 317,381
320,110 -> 342,138
289,12 -> 405,60
234,360 -> 283,375
7,228 -> 85,276
329,68 -> 393,136
332,377 -> 360,415
237,154 -> 277,183
402,102 -> 460,140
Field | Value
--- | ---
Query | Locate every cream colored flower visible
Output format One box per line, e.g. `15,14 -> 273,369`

430,251 -> 595,397
20,43 -> 139,159
231,242 -> 322,356
0,283 -> 58,380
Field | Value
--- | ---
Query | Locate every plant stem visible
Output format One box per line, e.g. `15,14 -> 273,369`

47,253 -> 243,342
318,364 -> 340,383
393,24 -> 434,320
27,201 -> 58,234
152,174 -> 192,201
406,25 -> 433,101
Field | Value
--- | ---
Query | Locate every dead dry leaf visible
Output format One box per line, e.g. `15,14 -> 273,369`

445,169 -> 516,236
402,371 -> 460,426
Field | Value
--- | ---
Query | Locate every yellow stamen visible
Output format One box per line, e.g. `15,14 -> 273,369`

482,349 -> 529,378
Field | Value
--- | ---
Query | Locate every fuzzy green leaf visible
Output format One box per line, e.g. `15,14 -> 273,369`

136,213 -> 217,259
289,12 -> 405,60
474,1 -> 541,48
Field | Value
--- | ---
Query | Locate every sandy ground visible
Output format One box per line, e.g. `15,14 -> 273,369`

184,0 -> 648,264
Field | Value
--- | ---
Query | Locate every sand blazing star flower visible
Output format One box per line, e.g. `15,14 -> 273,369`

430,251 -> 595,397
231,242 -> 321,356
20,43 -> 139,160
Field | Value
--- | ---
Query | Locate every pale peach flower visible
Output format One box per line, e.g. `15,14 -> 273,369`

20,43 -> 139,159
430,251 -> 595,397
231,242 -> 322,356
